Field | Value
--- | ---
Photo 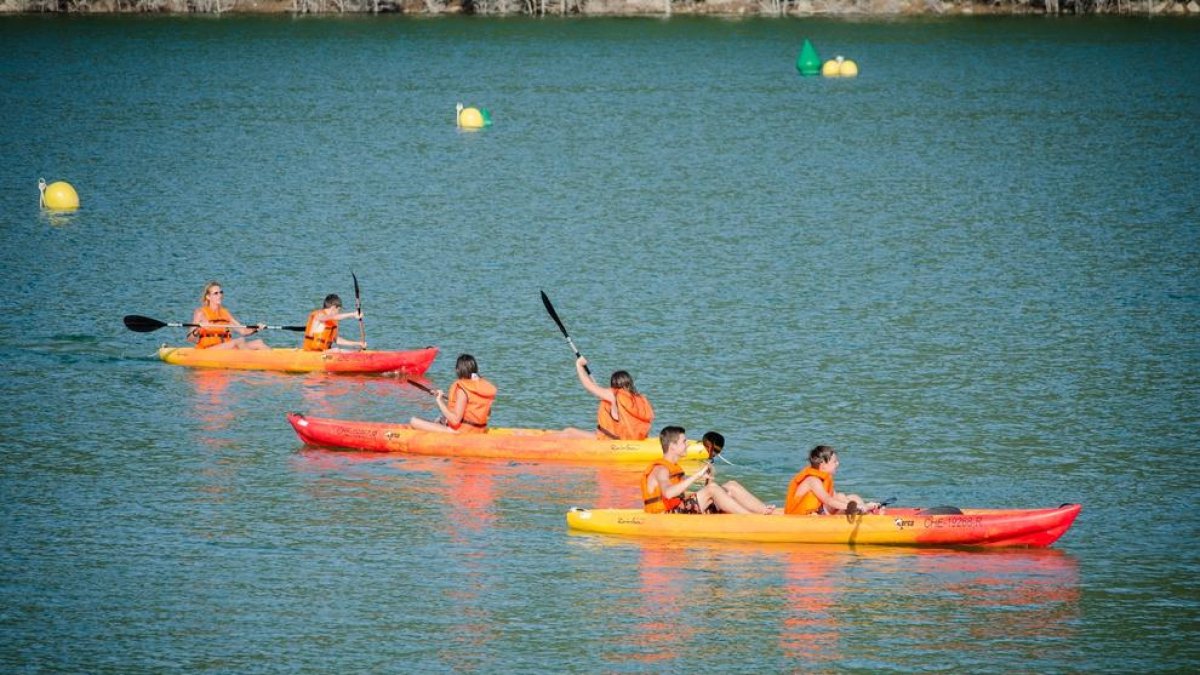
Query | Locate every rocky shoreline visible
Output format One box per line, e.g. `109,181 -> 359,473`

3,0 -> 1199,16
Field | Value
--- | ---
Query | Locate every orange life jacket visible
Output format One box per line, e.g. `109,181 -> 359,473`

302,310 -> 339,352
641,458 -> 685,513
597,389 -> 654,440
195,306 -> 234,349
785,467 -> 834,515
447,376 -> 496,433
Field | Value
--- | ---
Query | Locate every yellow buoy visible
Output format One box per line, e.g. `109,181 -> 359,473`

39,178 -> 80,211
822,56 -> 859,78
457,103 -> 485,129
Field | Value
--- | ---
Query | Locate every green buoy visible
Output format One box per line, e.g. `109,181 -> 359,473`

796,38 -> 821,77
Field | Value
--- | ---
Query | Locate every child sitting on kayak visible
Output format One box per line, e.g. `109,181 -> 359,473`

694,431 -> 776,514
785,445 -> 881,515
559,356 -> 654,440
302,294 -> 366,352
642,426 -> 775,515
410,354 -> 497,434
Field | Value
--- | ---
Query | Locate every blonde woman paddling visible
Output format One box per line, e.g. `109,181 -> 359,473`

187,281 -> 269,351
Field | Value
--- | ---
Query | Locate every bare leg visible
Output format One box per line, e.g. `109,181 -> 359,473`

721,480 -> 776,514
692,487 -> 716,514
556,427 -> 594,439
409,417 -> 455,433
697,484 -> 754,514
208,337 -> 269,350
827,493 -> 865,515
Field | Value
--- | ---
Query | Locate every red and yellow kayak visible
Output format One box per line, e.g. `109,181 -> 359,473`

566,504 -> 1081,548
286,412 -> 710,463
158,346 -> 437,375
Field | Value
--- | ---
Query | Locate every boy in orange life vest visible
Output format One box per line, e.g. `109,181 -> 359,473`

302,294 -> 366,352
560,356 -> 654,440
784,445 -> 881,515
642,426 -> 775,515
410,354 -> 497,434
188,280 -> 269,351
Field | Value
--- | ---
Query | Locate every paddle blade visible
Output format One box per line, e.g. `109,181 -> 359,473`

541,290 -> 590,374
123,315 -> 168,332
352,271 -> 361,301
540,290 -> 568,336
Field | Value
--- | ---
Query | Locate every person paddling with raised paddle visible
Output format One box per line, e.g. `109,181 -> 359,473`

188,281 -> 269,351
301,293 -> 365,352
541,291 -> 654,440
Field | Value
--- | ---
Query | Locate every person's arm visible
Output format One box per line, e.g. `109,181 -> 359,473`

436,388 -> 468,427
222,311 -> 262,337
187,308 -> 204,343
335,336 -> 366,349
576,357 -> 615,404
803,476 -> 852,513
658,464 -> 710,501
834,491 -> 880,513
813,480 -> 878,513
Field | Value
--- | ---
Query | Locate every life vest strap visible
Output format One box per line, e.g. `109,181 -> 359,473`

597,425 -> 619,439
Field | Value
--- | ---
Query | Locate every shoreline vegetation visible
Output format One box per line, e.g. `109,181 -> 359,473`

3,0 -> 1199,16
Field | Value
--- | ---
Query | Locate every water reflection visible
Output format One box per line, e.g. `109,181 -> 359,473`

39,210 -> 79,228
881,547 -> 1082,659
631,544 -> 686,664
590,538 -> 1080,669
780,547 -> 841,667
293,450 -> 642,533
186,369 -> 236,438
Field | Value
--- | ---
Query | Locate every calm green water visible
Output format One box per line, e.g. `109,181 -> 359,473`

2,14 -> 1198,672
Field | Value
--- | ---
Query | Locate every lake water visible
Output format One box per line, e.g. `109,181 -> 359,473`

1,14 -> 1197,672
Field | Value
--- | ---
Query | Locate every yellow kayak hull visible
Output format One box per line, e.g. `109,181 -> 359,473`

566,504 -> 1081,548
157,346 -> 437,375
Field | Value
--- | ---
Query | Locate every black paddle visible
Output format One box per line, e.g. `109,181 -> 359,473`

352,271 -> 366,346
844,496 -> 898,518
540,290 -> 590,375
123,314 -> 305,333
409,379 -> 437,396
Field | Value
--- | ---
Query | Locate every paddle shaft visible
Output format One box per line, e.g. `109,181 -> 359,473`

123,315 -> 304,333
540,291 -> 590,375
849,497 -> 897,515
409,380 -> 437,397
